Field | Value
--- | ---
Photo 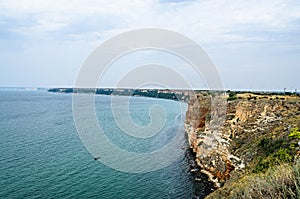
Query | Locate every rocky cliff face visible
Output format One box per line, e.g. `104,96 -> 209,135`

185,93 -> 243,187
185,92 -> 300,188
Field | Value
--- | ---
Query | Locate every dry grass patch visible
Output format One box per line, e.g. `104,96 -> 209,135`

206,160 -> 300,199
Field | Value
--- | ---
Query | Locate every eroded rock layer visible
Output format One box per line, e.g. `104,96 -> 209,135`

185,92 -> 300,188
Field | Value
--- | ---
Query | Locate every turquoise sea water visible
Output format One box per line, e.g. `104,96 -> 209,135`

0,89 -> 196,198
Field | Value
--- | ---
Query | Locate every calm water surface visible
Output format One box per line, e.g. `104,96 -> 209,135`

0,89 -> 196,198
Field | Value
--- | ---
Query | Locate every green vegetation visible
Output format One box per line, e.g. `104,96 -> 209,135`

253,129 -> 299,173
207,160 -> 300,199
208,124 -> 300,198
227,91 -> 238,101
254,146 -> 294,173
253,134 -> 297,173
289,127 -> 300,139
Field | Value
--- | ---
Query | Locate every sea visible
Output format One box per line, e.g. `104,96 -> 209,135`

0,88 -> 199,199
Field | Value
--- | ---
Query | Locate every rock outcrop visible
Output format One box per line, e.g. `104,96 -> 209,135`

185,92 -> 300,188
185,93 -> 243,187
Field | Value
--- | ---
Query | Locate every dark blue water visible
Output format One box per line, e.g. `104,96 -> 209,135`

0,89 -> 195,198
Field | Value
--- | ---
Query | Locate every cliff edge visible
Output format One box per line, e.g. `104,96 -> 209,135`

185,92 -> 300,197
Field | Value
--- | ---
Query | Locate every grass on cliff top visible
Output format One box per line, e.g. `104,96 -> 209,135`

209,96 -> 300,198
252,130 -> 298,174
236,92 -> 300,101
206,159 -> 300,199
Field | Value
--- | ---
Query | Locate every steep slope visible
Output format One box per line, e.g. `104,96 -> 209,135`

185,92 -> 300,197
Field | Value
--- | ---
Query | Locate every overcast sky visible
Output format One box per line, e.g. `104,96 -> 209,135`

0,0 -> 299,91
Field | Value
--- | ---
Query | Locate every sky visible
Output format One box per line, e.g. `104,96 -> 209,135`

0,0 -> 299,91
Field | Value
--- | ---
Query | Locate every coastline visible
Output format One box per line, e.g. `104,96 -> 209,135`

48,88 -> 300,198
185,91 -> 300,198
185,148 -> 215,198
48,88 -> 192,102
48,88 -> 215,197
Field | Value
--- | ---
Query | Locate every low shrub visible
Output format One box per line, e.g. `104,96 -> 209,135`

228,91 -> 238,101
289,128 -> 300,139
207,160 -> 300,199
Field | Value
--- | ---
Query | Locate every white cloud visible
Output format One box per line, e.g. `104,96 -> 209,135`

0,0 -> 299,44
0,0 -> 299,89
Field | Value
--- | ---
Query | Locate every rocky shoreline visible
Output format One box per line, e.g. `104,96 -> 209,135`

185,148 -> 215,199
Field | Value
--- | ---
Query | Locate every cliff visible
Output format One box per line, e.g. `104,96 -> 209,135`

185,92 -> 300,197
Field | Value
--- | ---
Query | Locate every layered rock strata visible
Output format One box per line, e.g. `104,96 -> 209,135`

185,93 -> 243,187
185,92 -> 300,188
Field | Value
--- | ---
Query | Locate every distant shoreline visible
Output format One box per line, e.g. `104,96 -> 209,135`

47,87 -> 299,101
48,88 -> 193,102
